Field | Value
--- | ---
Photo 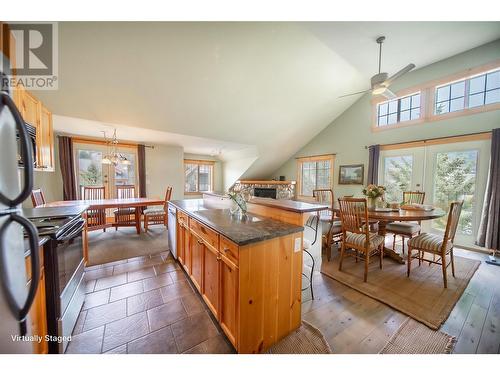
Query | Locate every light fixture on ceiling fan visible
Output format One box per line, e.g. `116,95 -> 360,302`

339,36 -> 416,100
101,129 -> 131,166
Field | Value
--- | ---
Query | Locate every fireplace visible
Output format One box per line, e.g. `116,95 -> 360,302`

231,180 -> 296,200
253,187 -> 277,199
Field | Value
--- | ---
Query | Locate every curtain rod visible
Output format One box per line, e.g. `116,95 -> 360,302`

56,134 -> 155,148
295,153 -> 336,159
364,130 -> 492,149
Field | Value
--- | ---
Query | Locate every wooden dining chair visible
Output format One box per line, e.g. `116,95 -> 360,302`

144,186 -> 172,232
31,188 -> 46,207
113,185 -> 136,230
407,201 -> 463,288
83,186 -> 107,232
338,197 -> 385,282
386,191 -> 426,254
312,189 -> 344,260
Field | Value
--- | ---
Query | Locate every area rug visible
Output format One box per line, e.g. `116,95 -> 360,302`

266,321 -> 332,354
380,318 -> 456,354
321,251 -> 480,330
87,226 -> 168,266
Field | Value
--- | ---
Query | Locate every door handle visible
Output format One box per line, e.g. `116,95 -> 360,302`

0,213 -> 39,336
0,92 -> 34,206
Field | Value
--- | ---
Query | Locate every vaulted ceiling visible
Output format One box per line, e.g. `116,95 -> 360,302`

36,22 -> 500,179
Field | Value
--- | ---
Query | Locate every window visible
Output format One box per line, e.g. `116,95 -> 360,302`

74,140 -> 139,199
297,155 -> 334,196
372,62 -> 500,131
383,155 -> 413,203
435,69 -> 500,115
184,159 -> 214,194
377,93 -> 421,126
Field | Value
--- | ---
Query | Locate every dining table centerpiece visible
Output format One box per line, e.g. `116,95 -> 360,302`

362,184 -> 386,210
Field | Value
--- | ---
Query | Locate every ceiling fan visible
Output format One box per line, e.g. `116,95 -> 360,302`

339,36 -> 416,100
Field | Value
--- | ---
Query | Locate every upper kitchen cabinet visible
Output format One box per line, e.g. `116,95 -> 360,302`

38,104 -> 55,171
14,85 -> 55,172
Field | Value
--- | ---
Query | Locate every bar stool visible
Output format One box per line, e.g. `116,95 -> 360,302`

302,214 -> 320,299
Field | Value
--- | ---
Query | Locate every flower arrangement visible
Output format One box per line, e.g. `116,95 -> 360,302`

362,184 -> 386,199
228,191 -> 247,215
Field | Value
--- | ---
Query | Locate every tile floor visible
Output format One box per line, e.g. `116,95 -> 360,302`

66,251 -> 235,354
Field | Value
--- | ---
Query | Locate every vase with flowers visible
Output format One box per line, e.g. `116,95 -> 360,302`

228,191 -> 247,218
362,184 -> 386,210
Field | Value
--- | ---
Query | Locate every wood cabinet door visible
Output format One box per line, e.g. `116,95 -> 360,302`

202,243 -> 219,317
29,271 -> 48,354
219,255 -> 238,348
190,232 -> 204,292
20,90 -> 40,128
38,104 -> 54,171
176,221 -> 185,266
183,225 -> 191,274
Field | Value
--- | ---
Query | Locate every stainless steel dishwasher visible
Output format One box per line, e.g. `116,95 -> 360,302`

167,204 -> 177,259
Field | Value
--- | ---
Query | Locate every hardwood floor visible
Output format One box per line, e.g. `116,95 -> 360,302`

302,245 -> 500,354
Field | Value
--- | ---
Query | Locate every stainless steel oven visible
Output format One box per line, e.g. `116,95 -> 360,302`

43,217 -> 86,353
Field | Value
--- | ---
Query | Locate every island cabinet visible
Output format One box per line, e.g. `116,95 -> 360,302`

25,245 -> 48,354
172,201 -> 304,353
176,211 -> 189,271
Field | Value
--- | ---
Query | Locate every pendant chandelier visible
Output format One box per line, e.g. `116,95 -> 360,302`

101,129 -> 131,166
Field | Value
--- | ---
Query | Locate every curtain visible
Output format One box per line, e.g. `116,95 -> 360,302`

138,144 -> 146,198
476,128 -> 500,251
58,136 -> 77,200
367,144 -> 380,185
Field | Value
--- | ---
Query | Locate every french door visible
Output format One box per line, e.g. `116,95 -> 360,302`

73,142 -> 139,199
380,139 -> 491,247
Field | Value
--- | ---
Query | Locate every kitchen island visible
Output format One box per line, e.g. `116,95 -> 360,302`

169,199 -> 304,353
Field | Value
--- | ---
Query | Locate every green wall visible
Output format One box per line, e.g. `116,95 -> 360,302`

270,39 -> 500,198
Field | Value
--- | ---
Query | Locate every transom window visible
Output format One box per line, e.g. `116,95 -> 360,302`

377,93 -> 421,127
297,155 -> 334,196
435,69 -> 500,115
372,62 -> 500,132
184,159 -> 214,194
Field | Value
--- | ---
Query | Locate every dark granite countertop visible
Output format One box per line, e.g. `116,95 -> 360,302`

23,205 -> 89,219
248,197 -> 328,213
169,199 -> 303,246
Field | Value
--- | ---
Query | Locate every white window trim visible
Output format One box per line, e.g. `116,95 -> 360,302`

371,59 -> 500,132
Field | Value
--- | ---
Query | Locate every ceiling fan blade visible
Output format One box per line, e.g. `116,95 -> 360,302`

381,88 -> 397,100
338,89 -> 371,98
383,63 -> 416,87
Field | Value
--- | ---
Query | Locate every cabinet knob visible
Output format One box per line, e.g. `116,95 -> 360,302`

197,239 -> 204,245
223,248 -> 229,253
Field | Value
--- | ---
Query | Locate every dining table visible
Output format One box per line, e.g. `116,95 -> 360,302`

40,197 -> 165,265
41,197 -> 165,235
332,206 -> 447,264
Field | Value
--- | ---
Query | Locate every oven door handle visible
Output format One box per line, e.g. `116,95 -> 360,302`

0,92 -> 34,207
59,219 -> 85,241
0,213 -> 39,335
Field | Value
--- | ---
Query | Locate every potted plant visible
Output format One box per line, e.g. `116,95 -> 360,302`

362,184 -> 386,210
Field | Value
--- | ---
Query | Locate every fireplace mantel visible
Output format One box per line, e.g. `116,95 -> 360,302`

232,180 -> 296,199
237,180 -> 296,185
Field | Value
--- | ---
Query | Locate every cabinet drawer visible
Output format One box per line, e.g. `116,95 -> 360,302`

220,236 -> 239,266
177,211 -> 189,226
189,218 -> 219,251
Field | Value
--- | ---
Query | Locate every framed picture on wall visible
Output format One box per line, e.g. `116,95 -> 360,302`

338,164 -> 364,185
